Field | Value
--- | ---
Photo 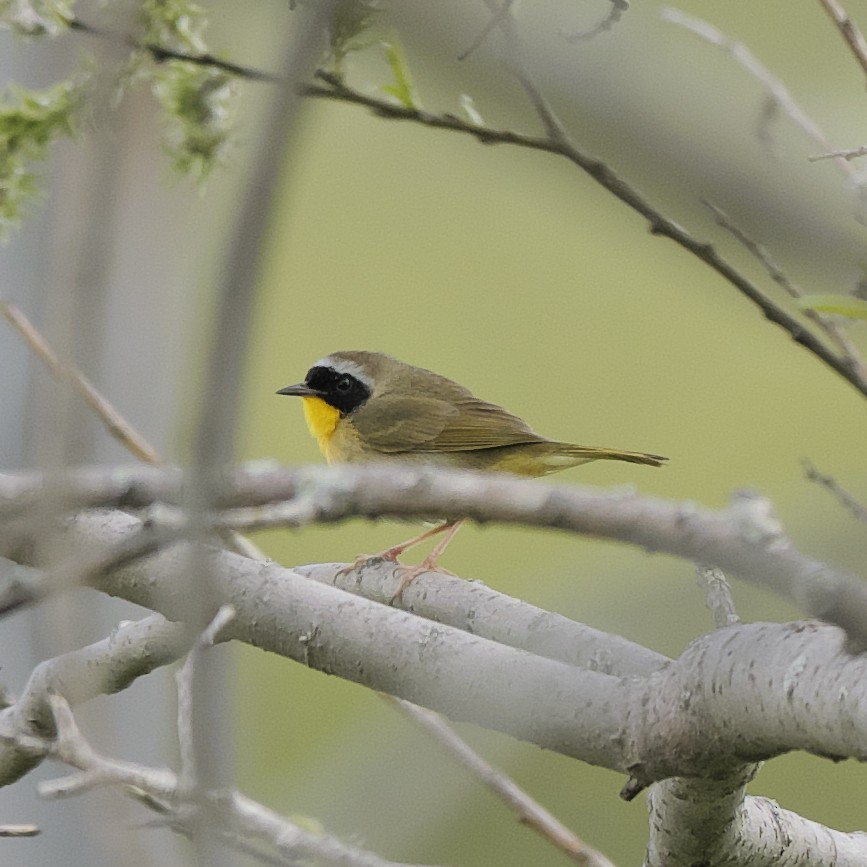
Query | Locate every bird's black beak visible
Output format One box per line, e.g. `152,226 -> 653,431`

276,383 -> 318,397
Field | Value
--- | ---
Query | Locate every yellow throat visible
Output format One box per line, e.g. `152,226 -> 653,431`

301,396 -> 340,461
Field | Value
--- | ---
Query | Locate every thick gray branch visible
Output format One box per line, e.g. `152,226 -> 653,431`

4,509 -> 867,863
646,770 -> 867,866
0,614 -> 190,785
3,463 -> 867,647
39,695 -> 427,867
6,508 -> 867,790
296,562 -> 668,677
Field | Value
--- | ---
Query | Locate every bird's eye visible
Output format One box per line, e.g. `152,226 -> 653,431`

336,375 -> 353,393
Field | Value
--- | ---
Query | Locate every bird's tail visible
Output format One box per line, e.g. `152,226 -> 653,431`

551,444 -> 668,468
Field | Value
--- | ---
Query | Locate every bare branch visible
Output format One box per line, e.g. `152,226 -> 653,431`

561,0 -> 630,43
0,465 -> 184,514
176,605 -> 236,795
297,561 -> 668,677
216,464 -> 867,648
804,459 -> 867,524
9,507 -> 867,790
391,698 -> 617,867
702,200 -> 867,375
0,825 -> 40,837
816,0 -> 867,86
68,17 -> 282,83
663,8 -> 857,179
301,71 -> 867,401
0,300 -> 163,466
4,462 -> 867,646
809,144 -> 867,162
646,769 -> 867,866
54,13 -> 867,399
695,564 -> 740,628
0,614 -> 190,786
37,695 -> 418,867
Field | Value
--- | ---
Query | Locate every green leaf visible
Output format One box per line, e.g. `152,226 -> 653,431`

459,94 -> 484,126
136,0 -> 238,182
140,0 -> 207,51
0,0 -> 75,37
797,295 -> 867,321
152,63 -> 237,181
0,76 -> 86,236
327,0 -> 380,76
381,40 -> 418,109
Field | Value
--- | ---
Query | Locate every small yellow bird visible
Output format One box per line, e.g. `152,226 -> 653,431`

279,351 -> 666,597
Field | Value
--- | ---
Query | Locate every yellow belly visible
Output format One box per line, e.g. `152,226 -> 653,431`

300,396 -> 364,464
299,399 -> 614,474
301,397 -> 341,460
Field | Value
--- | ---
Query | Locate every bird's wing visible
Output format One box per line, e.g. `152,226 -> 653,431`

430,399 -> 545,450
352,395 -> 544,453
351,396 -> 460,452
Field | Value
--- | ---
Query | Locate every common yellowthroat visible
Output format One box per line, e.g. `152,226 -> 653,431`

278,351 -> 666,597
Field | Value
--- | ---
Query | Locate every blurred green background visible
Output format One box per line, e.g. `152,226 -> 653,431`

4,0 -> 863,863
223,1 -> 867,864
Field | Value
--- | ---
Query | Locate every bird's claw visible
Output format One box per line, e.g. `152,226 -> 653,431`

388,558 -> 456,605
336,550 -> 398,579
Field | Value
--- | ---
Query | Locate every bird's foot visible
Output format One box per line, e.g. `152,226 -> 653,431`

336,549 -> 399,579
389,556 -> 456,605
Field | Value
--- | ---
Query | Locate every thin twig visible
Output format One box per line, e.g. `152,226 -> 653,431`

663,8 -> 857,180
19,465 -> 867,650
482,0 -> 568,144
457,0 -> 515,61
176,605 -> 236,795
58,17 -> 867,399
389,697 -> 617,867
2,271 -> 586,867
0,300 -> 163,465
0,825 -> 40,837
302,71 -> 867,402
816,0 -> 867,86
68,17 -> 282,83
38,695 -> 419,866
696,564 -> 740,629
560,0 -> 630,43
702,200 -> 867,375
3,521 -> 167,619
803,459 -> 867,525
0,299 -> 263,562
809,144 -> 867,162
57,16 -> 602,866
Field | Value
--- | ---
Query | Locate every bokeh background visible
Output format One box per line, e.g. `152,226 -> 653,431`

3,0 -> 867,864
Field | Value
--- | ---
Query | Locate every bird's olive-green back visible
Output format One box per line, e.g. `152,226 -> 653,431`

323,351 -> 665,469
328,351 -> 548,453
